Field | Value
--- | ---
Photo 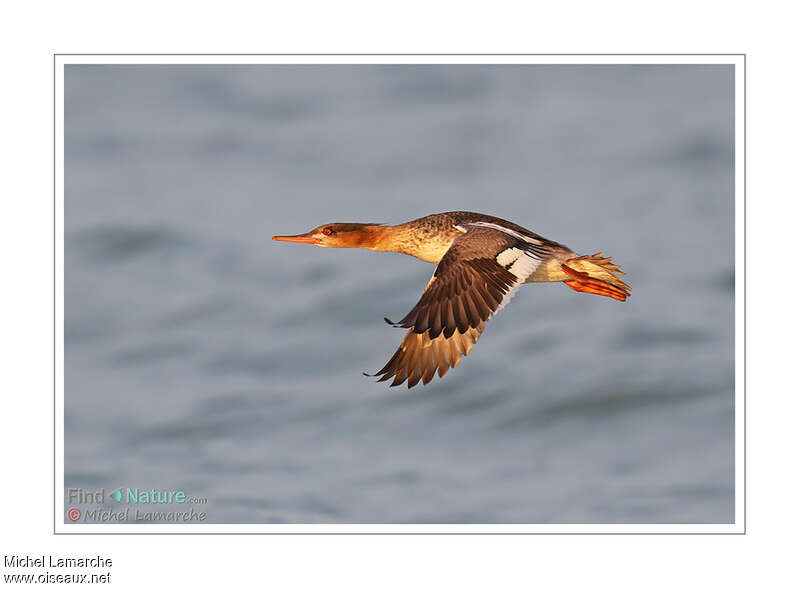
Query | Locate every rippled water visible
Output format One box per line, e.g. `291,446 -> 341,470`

64,64 -> 734,523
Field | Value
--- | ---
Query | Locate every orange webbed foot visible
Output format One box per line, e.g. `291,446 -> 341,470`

561,264 -> 629,302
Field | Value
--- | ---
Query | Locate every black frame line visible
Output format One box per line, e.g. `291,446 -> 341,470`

53,52 -> 746,536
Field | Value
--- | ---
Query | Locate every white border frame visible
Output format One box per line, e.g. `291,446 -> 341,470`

54,54 -> 745,534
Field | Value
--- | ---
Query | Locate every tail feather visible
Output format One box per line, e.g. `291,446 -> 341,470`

562,253 -> 631,301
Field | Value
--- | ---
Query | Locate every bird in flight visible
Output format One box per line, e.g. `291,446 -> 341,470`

274,211 -> 630,388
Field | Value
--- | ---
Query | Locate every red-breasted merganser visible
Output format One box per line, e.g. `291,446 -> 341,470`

274,211 -> 630,388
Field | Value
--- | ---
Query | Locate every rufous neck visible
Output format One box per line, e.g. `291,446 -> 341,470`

362,224 -> 407,253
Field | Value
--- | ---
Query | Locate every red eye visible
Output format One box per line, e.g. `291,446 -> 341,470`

322,227 -> 333,236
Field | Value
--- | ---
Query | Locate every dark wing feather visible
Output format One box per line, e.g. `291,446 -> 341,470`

387,227 -> 524,338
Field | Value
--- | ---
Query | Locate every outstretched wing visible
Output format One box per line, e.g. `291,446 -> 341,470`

368,223 -> 549,387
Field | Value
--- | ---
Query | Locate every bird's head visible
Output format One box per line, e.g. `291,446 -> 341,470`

272,223 -> 381,249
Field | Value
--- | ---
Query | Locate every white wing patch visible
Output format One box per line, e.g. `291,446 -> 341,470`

495,247 -> 522,267
507,251 -> 541,282
493,247 -> 542,313
495,246 -> 541,281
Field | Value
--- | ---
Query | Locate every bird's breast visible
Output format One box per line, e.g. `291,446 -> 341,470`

410,239 -> 455,264
385,226 -> 460,264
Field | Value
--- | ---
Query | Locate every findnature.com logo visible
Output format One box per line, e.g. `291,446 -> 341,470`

68,487 -> 207,505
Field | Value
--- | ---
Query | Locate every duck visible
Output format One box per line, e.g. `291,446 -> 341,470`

273,211 -> 630,388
